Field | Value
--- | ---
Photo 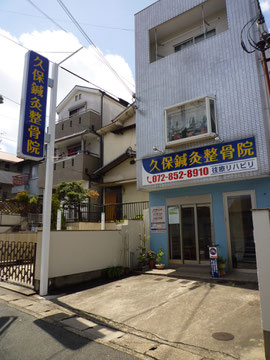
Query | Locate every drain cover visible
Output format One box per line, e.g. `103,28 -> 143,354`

212,332 -> 234,341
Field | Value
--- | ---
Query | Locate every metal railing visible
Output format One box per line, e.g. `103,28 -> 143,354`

62,201 -> 149,222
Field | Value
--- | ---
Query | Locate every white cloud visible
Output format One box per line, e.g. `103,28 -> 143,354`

261,0 -> 270,12
0,29 -> 134,154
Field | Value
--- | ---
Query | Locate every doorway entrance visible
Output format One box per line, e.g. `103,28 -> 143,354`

168,195 -> 213,264
224,191 -> 257,270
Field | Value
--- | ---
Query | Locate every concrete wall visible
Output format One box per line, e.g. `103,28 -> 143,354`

0,214 -> 23,226
103,119 -> 136,165
252,209 -> 270,331
122,182 -> 149,203
104,159 -> 136,184
0,232 -> 38,243
35,220 -> 146,283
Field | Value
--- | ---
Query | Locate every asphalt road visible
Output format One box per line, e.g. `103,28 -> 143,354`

0,299 -> 138,360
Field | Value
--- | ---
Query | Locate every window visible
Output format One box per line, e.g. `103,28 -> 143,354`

165,96 -> 217,146
78,94 -> 81,100
61,123 -> 64,130
72,159 -> 74,166
54,164 -> 56,171
70,120 -> 72,127
149,0 -> 228,63
175,38 -> 193,52
75,95 -> 78,101
69,105 -> 85,117
175,29 -> 217,52
79,117 -> 81,124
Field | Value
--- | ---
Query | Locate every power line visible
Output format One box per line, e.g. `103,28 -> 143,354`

0,9 -> 134,31
59,66 -> 126,101
26,0 -> 67,32
1,94 -> 20,105
0,32 -> 130,101
56,0 -> 134,96
0,32 -> 29,51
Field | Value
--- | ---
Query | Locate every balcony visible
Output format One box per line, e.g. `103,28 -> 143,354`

38,152 -> 100,188
55,109 -> 101,140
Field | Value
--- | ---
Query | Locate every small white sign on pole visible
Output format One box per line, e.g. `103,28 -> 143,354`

56,209 -> 62,231
101,212 -> 105,230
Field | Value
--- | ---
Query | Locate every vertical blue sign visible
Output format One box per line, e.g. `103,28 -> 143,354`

17,51 -> 49,160
209,247 -> 219,278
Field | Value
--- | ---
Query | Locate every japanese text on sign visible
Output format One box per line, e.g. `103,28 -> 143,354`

17,51 -> 49,160
142,137 -> 257,186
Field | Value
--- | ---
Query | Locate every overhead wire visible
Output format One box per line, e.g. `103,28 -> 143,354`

56,0 -> 134,96
1,94 -> 20,105
0,31 -> 127,100
26,0 -> 67,32
0,9 -> 134,31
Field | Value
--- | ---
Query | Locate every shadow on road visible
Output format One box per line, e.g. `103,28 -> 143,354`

0,316 -> 17,336
34,315 -> 91,350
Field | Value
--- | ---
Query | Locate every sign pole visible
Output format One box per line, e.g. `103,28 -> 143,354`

40,62 -> 58,296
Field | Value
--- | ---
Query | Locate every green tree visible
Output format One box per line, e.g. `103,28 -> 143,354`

56,181 -> 88,223
56,181 -> 87,206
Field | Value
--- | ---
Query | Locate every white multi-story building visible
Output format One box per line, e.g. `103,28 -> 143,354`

135,0 -> 270,271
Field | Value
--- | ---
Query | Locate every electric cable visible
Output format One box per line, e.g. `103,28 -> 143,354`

26,0 -> 67,32
56,0 -> 134,96
0,9 -> 133,31
1,94 -> 20,105
0,33 -> 128,100
59,65 -> 129,102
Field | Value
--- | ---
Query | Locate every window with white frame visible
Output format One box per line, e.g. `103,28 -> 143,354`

165,96 -> 217,146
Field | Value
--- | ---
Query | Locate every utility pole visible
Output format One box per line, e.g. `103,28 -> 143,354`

39,62 -> 58,296
39,47 -> 83,296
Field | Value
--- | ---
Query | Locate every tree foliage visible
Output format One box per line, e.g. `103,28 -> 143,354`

56,181 -> 87,206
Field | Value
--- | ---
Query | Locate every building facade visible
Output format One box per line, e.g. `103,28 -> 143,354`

135,0 -> 270,271
38,85 -> 128,190
94,103 -> 148,220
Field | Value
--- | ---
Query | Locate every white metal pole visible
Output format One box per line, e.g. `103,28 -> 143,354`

40,62 -> 58,296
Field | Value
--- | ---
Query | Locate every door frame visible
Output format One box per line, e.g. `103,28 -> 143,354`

167,194 -> 214,265
223,190 -> 256,271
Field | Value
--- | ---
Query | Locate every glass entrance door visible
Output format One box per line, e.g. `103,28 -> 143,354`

182,206 -> 197,261
168,203 -> 212,263
227,194 -> 256,269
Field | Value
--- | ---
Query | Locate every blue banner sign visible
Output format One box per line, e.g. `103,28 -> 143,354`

17,51 -> 49,160
210,258 -> 219,278
142,137 -> 257,185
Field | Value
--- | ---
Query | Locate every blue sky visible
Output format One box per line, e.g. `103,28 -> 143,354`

0,0 -> 270,154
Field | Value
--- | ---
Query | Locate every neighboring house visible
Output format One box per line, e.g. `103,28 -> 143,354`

94,102 -> 148,220
135,0 -> 270,271
12,160 -> 42,196
0,151 -> 24,199
38,85 -> 129,190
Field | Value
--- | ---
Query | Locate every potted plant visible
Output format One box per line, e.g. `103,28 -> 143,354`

137,234 -> 150,271
156,248 -> 165,269
147,250 -> 156,269
217,256 -> 226,277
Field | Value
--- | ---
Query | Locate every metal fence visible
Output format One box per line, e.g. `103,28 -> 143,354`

0,241 -> 36,286
62,201 -> 149,222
